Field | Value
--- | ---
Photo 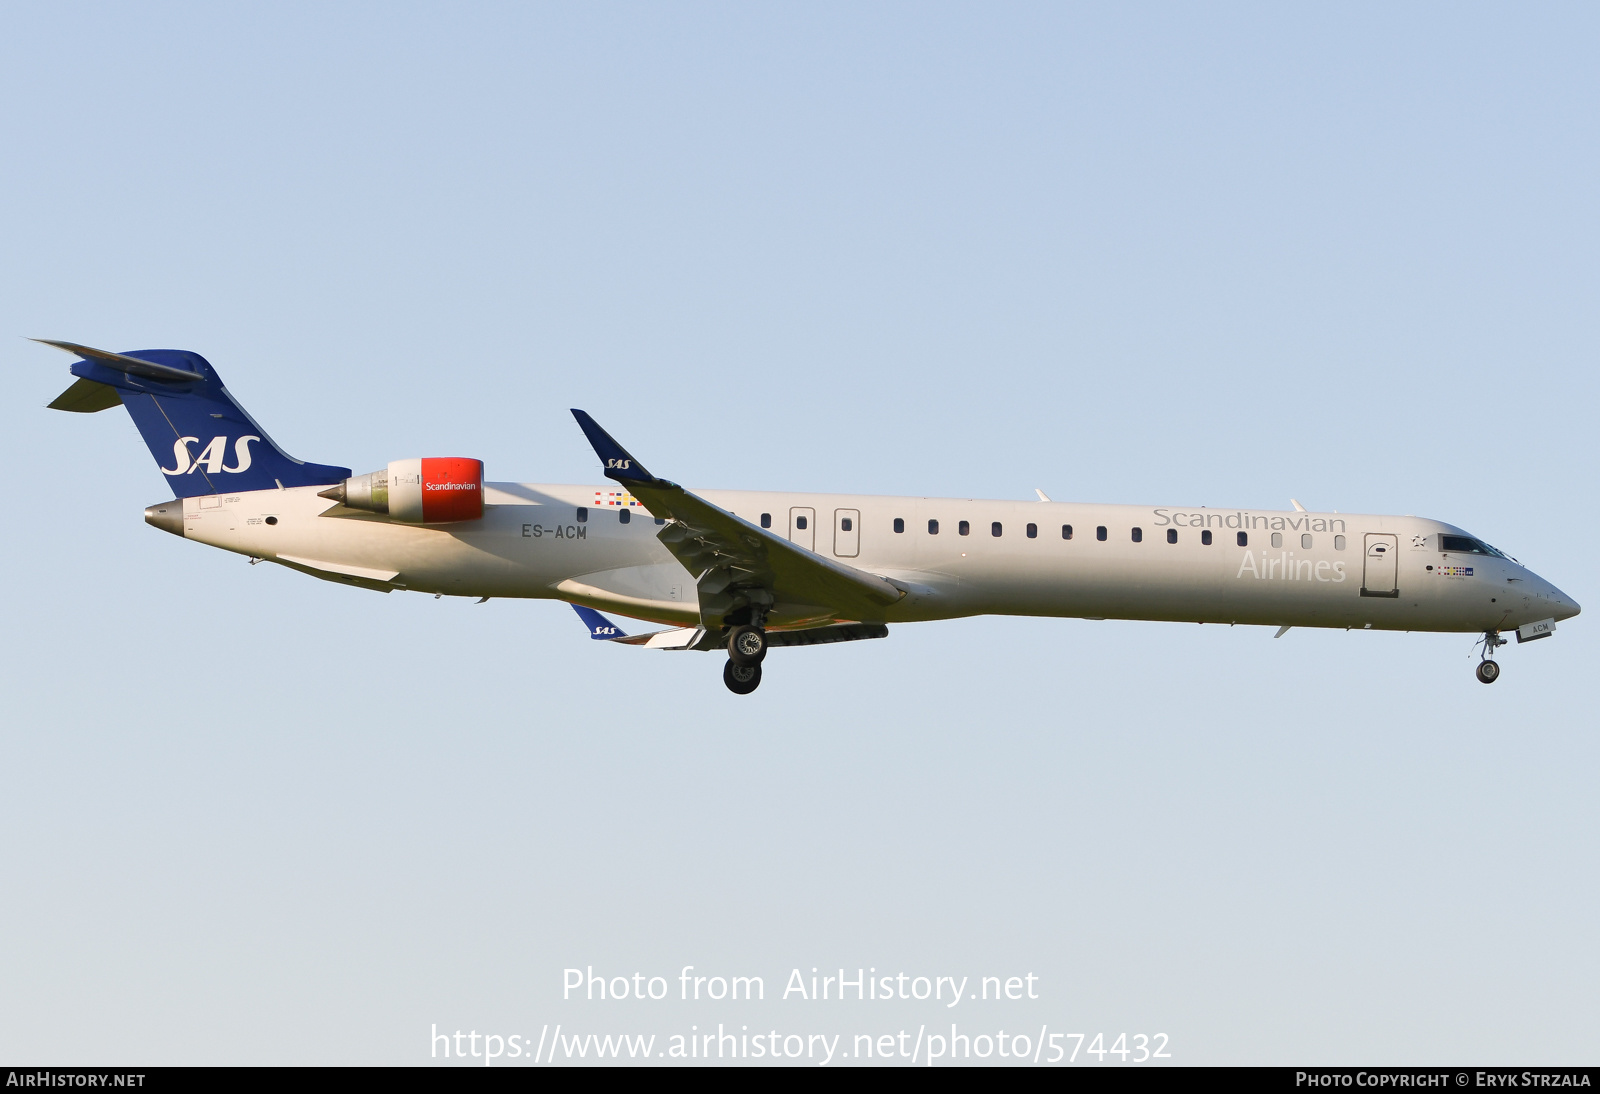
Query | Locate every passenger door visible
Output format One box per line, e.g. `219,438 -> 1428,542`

789,507 -> 815,552
1361,533 -> 1399,598
834,508 -> 860,558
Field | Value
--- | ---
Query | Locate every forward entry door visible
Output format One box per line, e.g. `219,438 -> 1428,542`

1361,533 -> 1399,598
789,507 -> 815,552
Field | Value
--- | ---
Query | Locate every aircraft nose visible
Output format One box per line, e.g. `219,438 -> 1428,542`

1537,578 -> 1580,621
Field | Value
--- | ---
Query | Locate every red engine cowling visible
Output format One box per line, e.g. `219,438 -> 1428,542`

390,457 -> 482,523
318,457 -> 484,523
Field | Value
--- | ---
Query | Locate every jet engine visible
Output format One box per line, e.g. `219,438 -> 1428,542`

318,457 -> 483,523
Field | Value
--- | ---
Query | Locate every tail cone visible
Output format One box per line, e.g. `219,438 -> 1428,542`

144,500 -> 184,537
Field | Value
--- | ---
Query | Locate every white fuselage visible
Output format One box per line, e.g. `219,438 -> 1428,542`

170,483 -> 1579,635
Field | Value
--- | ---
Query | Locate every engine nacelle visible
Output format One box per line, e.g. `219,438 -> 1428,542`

318,457 -> 483,523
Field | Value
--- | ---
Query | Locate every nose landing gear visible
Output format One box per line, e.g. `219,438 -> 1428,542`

1475,630 -> 1507,684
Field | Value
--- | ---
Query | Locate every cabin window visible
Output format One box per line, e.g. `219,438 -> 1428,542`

959,520 -> 970,536
1302,533 -> 1313,549
795,515 -> 808,530
576,507 -> 587,523
619,509 -> 630,524
1096,525 -> 1107,541
894,518 -> 905,533
1062,524 -> 1073,540
655,517 -> 665,525
1271,532 -> 1283,548
928,519 -> 939,535
1166,528 -> 1177,544
1334,534 -> 1346,550
991,522 -> 1002,537
1201,530 -> 1212,545
1237,531 -> 1248,547
841,517 -> 853,532
1026,523 -> 1037,539
1131,527 -> 1143,543
760,512 -> 771,529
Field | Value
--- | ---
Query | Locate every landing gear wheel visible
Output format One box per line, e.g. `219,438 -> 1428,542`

724,658 -> 762,695
728,624 -> 768,666
1476,660 -> 1500,685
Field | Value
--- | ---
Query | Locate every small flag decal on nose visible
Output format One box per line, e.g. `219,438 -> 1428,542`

1438,566 -> 1474,577
594,490 -> 641,507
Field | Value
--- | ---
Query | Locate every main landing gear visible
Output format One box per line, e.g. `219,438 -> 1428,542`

723,658 -> 762,695
723,623 -> 768,694
1475,630 -> 1507,684
728,624 -> 768,666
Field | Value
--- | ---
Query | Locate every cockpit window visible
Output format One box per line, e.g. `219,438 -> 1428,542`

1439,534 -> 1505,558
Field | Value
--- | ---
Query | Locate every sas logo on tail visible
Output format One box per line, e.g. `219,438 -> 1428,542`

161,435 -> 261,476
605,458 -> 633,470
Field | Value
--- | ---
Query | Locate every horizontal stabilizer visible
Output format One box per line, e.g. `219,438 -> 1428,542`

33,339 -> 201,383
47,377 -> 122,413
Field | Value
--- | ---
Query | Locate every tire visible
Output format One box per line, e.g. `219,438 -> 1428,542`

724,658 -> 762,695
728,624 -> 768,666
1476,660 -> 1500,685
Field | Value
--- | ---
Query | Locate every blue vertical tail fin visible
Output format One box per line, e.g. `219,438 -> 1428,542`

39,340 -> 350,498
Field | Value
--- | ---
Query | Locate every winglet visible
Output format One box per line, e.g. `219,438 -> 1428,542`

570,410 -> 661,484
571,603 -> 628,640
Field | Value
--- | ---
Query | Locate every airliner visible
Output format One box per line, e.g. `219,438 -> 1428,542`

41,340 -> 1579,694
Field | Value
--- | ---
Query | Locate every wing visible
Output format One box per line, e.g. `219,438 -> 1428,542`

570,410 -> 904,629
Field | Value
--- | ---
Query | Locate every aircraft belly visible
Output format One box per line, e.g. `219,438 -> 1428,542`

187,489 -> 680,599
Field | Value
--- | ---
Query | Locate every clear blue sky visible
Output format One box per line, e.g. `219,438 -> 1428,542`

1,2 -> 1595,1065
